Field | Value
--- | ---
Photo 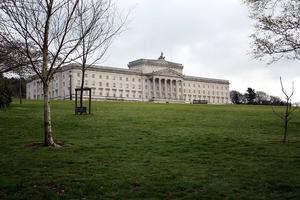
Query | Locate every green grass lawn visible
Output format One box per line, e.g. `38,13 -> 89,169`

0,100 -> 300,199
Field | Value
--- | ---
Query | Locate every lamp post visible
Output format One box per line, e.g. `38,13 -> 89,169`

69,70 -> 72,100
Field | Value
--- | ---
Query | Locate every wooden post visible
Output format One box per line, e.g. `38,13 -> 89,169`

89,88 -> 91,114
75,89 -> 78,115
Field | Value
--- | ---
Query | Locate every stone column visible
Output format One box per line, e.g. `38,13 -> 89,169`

181,80 -> 184,100
148,80 -> 151,100
170,79 -> 173,99
152,77 -> 155,99
176,80 -> 179,100
159,78 -> 162,99
165,78 -> 168,99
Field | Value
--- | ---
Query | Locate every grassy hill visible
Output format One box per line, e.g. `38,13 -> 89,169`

0,100 -> 299,199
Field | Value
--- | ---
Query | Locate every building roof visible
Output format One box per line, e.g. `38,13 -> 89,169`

28,61 -> 229,85
62,63 -> 142,75
128,59 -> 184,70
184,75 -> 229,84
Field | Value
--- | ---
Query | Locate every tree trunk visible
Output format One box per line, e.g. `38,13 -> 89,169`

80,41 -> 87,109
80,68 -> 85,108
283,103 -> 289,143
43,82 -> 57,147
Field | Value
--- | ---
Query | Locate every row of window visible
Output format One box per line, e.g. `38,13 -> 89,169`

75,73 -> 228,90
79,90 -> 229,103
76,80 -> 228,93
77,72 -> 143,82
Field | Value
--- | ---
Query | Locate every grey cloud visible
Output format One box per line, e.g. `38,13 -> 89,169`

104,0 -> 300,101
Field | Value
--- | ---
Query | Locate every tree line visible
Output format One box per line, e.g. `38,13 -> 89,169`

230,88 -> 284,105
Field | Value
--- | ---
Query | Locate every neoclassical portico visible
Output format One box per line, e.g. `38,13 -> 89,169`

151,76 -> 183,101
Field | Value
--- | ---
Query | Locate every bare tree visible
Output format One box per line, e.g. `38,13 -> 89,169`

0,0 -> 98,147
75,0 -> 127,111
272,77 -> 297,143
0,35 -> 36,104
256,91 -> 270,104
244,0 -> 300,63
0,33 -> 38,74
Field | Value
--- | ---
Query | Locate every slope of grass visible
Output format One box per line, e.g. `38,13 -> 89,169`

0,100 -> 299,199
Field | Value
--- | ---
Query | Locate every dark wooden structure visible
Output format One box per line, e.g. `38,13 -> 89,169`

75,88 -> 91,115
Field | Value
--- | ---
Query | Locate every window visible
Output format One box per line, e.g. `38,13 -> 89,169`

84,73 -> 88,78
113,83 -> 116,87
119,77 -> 122,81
126,77 -> 128,81
99,75 -> 102,79
106,82 -> 109,87
92,81 -> 95,86
92,74 -> 95,78
126,84 -> 129,88
77,72 -> 80,77
99,82 -> 102,86
106,75 -> 109,79
132,78 -> 135,82
85,81 -> 88,86
120,83 -> 122,88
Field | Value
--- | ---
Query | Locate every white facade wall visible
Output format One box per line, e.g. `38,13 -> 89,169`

26,58 -> 230,104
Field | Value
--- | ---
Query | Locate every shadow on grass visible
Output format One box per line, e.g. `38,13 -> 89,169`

24,141 -> 66,149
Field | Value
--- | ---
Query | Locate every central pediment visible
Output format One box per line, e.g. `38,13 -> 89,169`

150,68 -> 183,78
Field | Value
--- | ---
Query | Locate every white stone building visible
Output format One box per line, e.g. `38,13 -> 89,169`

26,54 -> 230,104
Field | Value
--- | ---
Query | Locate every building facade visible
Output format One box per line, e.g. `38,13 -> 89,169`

26,54 -> 230,104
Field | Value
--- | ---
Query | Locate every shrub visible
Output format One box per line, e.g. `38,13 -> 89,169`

0,74 -> 12,108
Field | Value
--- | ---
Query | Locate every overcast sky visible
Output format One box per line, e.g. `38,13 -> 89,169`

102,0 -> 300,102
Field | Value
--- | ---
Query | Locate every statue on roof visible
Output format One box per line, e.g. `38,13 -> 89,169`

158,52 -> 165,60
